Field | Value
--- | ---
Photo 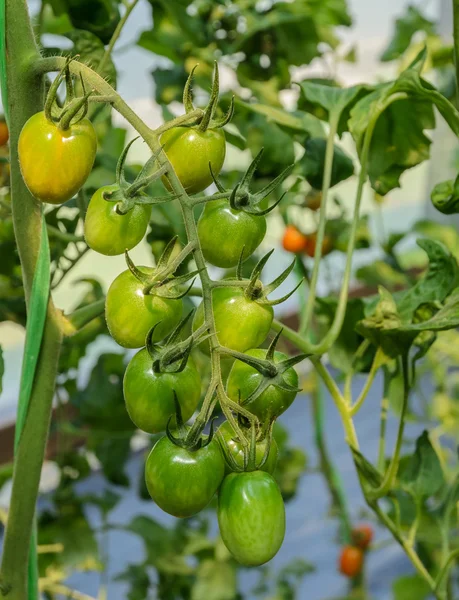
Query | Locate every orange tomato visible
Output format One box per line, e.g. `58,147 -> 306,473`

282,225 -> 307,253
0,121 -> 9,146
339,545 -> 364,578
352,525 -> 374,550
304,232 -> 333,258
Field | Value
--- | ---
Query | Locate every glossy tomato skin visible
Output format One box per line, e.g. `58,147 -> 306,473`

123,348 -> 201,433
218,421 -> 278,475
198,200 -> 266,267
161,126 -> 226,194
352,525 -> 373,550
105,267 -> 183,348
218,471 -> 285,566
282,225 -> 307,253
192,287 -> 273,354
0,121 -> 9,146
227,349 -> 299,421
18,111 -> 97,204
84,184 -> 151,256
145,436 -> 225,517
339,545 -> 364,577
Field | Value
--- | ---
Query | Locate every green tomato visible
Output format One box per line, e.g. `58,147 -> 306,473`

18,111 -> 97,205
218,470 -> 285,566
123,348 -> 201,433
105,267 -> 182,348
218,421 -> 278,475
227,349 -> 299,421
84,184 -> 151,256
197,199 -> 266,268
145,435 -> 225,517
161,126 -> 226,194
192,287 -> 273,354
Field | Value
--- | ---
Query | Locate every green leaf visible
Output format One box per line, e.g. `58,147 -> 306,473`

392,574 -> 431,600
396,239 -> 459,321
381,6 -> 435,62
64,29 -> 116,85
82,489 -> 122,517
399,431 -> 445,499
301,138 -> 354,189
430,175 -> 459,215
191,560 -> 237,600
236,99 -> 325,137
356,261 -> 408,290
246,115 -> 295,177
297,81 -> 371,133
351,447 -> 383,490
60,0 -> 120,45
413,220 -> 459,259
93,436 -> 132,487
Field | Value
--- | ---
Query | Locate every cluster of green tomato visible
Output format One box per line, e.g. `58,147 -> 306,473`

17,76 -> 300,565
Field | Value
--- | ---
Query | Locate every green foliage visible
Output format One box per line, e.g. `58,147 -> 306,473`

301,138 -> 354,190
381,6 -> 435,62
399,431 -> 445,500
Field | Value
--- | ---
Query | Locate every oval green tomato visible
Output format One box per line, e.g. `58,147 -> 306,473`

192,288 -> 273,354
227,349 -> 299,421
145,436 -> 225,517
197,199 -> 266,268
105,267 -> 183,348
161,126 -> 226,194
218,421 -> 278,475
18,111 -> 97,204
123,348 -> 201,433
84,184 -> 151,256
218,471 -> 285,566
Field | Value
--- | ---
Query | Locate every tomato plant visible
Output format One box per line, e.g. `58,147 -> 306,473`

5,0 -> 459,598
218,470 -> 286,566
145,435 -> 225,518
0,120 -> 9,146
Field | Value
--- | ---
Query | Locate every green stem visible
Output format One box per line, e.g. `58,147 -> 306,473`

299,113 -> 338,335
435,548 -> 459,593
0,2 -> 64,598
453,0 -> 459,106
350,348 -> 382,415
367,353 -> 410,501
46,223 -> 84,243
64,298 -> 105,333
377,367 -> 390,472
312,375 -> 352,540
97,0 -> 140,75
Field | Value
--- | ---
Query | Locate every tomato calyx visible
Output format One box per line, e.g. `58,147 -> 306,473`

222,330 -> 308,406
208,149 -> 293,217
145,310 -> 210,374
236,249 -> 303,307
102,138 -> 174,215
182,62 -> 235,133
166,392 -> 217,451
218,419 -> 275,472
44,57 -> 93,130
125,238 -> 198,299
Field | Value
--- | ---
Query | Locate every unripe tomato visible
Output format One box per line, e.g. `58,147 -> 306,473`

218,421 -> 278,475
198,199 -> 266,268
282,225 -> 307,253
305,190 -> 322,211
339,545 -> 364,578
218,470 -> 285,566
105,267 -> 183,348
18,111 -> 97,204
0,121 -> 9,146
304,232 -> 333,258
161,126 -> 226,194
192,287 -> 273,354
145,435 -> 225,517
84,184 -> 151,256
352,524 -> 373,550
227,349 -> 299,421
123,348 -> 201,433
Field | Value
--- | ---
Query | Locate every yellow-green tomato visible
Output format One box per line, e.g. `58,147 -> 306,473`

18,111 -> 97,204
218,421 -> 278,475
192,287 -> 273,354
145,435 -> 225,518
227,349 -> 299,421
123,348 -> 201,433
218,471 -> 286,566
84,184 -> 151,256
197,199 -> 267,268
161,126 -> 226,194
105,267 -> 183,348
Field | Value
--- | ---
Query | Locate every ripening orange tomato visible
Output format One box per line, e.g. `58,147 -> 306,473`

282,225 -> 307,253
339,545 -> 364,578
304,232 -> 334,258
0,121 -> 9,146
352,525 -> 374,550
